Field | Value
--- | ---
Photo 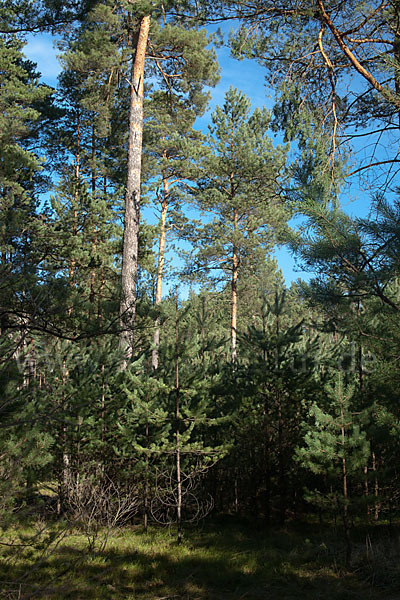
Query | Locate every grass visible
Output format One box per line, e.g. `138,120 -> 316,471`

1,517 -> 400,599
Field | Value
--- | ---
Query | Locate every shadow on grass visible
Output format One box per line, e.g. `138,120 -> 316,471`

0,520 -> 394,600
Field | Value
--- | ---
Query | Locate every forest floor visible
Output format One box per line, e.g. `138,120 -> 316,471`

1,516 -> 400,599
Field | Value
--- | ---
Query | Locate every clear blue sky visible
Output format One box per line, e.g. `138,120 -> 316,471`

23,29 -> 313,286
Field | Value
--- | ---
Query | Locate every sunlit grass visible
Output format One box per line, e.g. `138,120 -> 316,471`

0,518 -> 398,599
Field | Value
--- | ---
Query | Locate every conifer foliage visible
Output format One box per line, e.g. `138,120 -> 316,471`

2,1 -> 400,592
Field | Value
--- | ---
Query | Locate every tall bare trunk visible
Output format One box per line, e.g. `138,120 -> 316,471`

152,171 -> 169,370
119,15 -> 150,368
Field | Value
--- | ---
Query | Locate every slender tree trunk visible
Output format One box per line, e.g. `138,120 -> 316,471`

364,462 -> 370,516
234,474 -> 239,513
339,376 -> 352,567
68,111 -> 80,316
200,296 -> 207,369
231,206 -> 239,362
394,24 -> 400,126
355,300 -> 371,517
275,307 -> 286,524
89,122 -> 97,315
264,437 -> 271,525
144,415 -> 149,532
152,171 -> 169,370
58,359 -> 70,515
71,111 -> 80,273
342,446 -> 352,566
99,175 -> 107,441
175,293 -> 182,543
277,393 -> 286,524
372,451 -> 380,521
119,15 -> 150,368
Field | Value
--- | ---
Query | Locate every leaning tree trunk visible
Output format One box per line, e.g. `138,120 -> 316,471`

119,15 -> 150,368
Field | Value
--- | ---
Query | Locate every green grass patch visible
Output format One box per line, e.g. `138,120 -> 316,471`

0,518 -> 399,599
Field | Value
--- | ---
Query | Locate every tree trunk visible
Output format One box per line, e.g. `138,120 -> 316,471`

89,122 -> 97,316
144,416 -> 149,532
152,171 -> 169,370
175,293 -> 182,544
275,308 -> 286,524
277,393 -> 286,524
119,15 -> 150,368
58,358 -> 70,515
392,13 -> 400,126
264,437 -> 271,525
339,377 -> 352,567
68,111 -> 80,316
231,206 -> 239,362
372,451 -> 379,521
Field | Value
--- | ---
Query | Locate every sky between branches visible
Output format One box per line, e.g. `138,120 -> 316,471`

22,25 -> 371,287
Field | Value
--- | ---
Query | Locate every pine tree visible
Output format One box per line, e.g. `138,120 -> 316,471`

215,286 -> 321,521
189,0 -> 400,189
297,374 -> 370,565
47,60 -> 123,337
119,10 -> 150,366
0,0 -> 90,35
58,0 -> 221,365
142,24 -> 219,369
155,292 -> 228,540
289,192 -> 400,526
117,292 -> 228,540
182,87 -> 289,360
0,34 -> 59,342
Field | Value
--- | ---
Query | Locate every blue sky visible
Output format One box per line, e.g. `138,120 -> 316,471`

23,29 -> 313,286
25,33 -> 61,86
